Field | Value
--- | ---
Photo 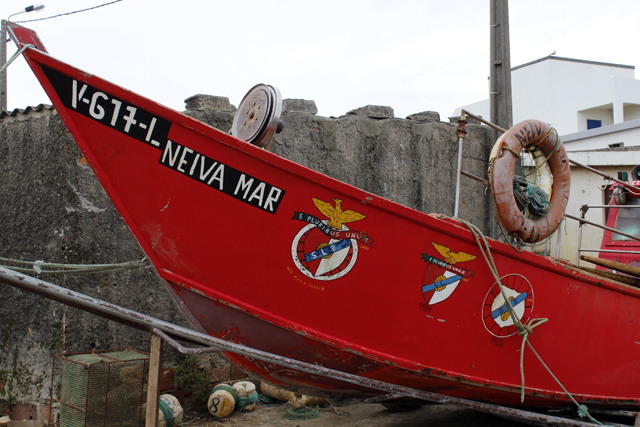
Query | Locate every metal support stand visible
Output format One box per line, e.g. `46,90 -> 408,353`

555,219 -> 563,258
454,115 -> 467,218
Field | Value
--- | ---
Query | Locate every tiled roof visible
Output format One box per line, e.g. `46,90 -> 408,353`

0,104 -> 54,119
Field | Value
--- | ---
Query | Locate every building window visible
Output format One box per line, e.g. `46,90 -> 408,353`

587,119 -> 602,130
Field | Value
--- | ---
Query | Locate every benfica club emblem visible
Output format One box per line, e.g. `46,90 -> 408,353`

291,198 -> 373,281
482,274 -> 534,337
422,242 -> 476,305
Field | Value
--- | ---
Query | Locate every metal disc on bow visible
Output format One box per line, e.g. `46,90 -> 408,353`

231,84 -> 283,148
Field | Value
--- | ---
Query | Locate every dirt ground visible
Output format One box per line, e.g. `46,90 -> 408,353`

181,401 -> 533,427
179,400 -> 640,427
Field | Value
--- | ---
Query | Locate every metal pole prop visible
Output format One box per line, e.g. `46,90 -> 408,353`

0,266 -> 612,426
454,115 -> 467,218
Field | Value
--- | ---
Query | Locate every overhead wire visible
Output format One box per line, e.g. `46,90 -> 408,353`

16,0 -> 123,23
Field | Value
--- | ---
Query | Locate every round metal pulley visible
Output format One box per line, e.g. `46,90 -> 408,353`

231,84 -> 282,148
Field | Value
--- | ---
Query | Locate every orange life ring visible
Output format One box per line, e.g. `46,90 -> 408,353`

489,120 -> 570,243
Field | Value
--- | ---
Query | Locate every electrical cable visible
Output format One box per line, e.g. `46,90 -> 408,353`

16,0 -> 123,23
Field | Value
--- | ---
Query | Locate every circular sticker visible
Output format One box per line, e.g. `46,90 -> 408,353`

482,274 -> 534,337
291,220 -> 358,281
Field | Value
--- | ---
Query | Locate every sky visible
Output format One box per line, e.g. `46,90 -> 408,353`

4,0 -> 640,120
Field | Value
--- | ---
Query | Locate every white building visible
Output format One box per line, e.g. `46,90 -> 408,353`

562,118 -> 640,151
456,56 -> 640,136
458,55 -> 640,265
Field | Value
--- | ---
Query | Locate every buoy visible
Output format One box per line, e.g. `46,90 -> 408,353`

207,384 -> 237,418
158,394 -> 183,427
488,120 -> 570,243
233,381 -> 258,412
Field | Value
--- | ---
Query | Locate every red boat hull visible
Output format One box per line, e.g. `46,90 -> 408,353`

10,23 -> 640,408
599,181 -> 640,270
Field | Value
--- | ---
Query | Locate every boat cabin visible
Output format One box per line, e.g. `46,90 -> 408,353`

599,166 -> 640,270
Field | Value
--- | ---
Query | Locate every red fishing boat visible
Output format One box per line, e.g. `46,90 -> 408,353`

597,169 -> 640,271
7,22 -> 640,412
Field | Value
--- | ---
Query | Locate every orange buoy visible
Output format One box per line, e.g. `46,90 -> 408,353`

489,120 -> 570,243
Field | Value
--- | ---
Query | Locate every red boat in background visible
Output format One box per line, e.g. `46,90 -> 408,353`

7,21 -> 640,412
598,169 -> 640,271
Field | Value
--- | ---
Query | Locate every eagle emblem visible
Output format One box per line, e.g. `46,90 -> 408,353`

422,242 -> 476,305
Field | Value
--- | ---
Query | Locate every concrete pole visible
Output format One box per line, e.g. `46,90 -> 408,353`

489,0 -> 513,240
489,0 -> 513,134
1,20 -> 7,112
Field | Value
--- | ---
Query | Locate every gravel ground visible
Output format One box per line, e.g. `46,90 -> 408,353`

180,401 -> 534,427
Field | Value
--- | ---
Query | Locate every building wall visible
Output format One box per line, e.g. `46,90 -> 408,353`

528,149 -> 640,265
454,56 -> 640,136
562,118 -> 640,151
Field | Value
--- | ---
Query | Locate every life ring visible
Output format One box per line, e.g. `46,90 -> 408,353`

488,120 -> 570,243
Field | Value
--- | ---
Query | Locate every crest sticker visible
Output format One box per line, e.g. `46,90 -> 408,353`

482,274 -> 534,337
291,198 -> 373,281
422,242 -> 476,305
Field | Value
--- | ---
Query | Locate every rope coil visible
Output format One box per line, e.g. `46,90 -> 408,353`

158,399 -> 174,427
513,175 -> 551,218
283,406 -> 321,420
236,391 -> 259,412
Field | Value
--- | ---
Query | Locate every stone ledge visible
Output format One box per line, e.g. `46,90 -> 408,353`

283,99 -> 318,115
346,105 -> 394,119
184,95 -> 236,112
406,111 -> 440,123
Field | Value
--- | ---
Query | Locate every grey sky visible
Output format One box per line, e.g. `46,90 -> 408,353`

5,0 -> 639,120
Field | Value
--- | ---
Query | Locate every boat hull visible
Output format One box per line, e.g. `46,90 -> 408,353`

9,22 -> 640,408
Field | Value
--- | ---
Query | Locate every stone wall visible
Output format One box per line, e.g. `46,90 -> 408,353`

0,95 -> 494,418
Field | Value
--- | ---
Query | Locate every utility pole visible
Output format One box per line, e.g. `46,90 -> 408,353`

489,0 -> 513,240
489,0 -> 512,133
1,4 -> 46,111
1,20 -> 7,111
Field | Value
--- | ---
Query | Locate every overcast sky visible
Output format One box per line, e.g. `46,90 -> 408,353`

5,0 -> 640,120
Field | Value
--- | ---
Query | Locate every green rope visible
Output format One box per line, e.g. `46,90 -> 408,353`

283,406 -> 321,420
235,391 -> 259,412
513,175 -> 551,218
259,394 -> 280,405
0,44 -> 35,73
454,218 -> 605,426
158,398 -> 174,427
210,384 -> 238,401
0,256 -> 147,275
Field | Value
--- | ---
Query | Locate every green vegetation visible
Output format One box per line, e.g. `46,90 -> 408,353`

174,355 -> 209,407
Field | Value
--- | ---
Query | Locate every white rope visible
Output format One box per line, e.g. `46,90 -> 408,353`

0,256 -> 148,275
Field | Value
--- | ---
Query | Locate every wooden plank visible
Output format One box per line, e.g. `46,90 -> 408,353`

146,334 -> 163,427
571,264 -> 640,287
581,255 -> 640,279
